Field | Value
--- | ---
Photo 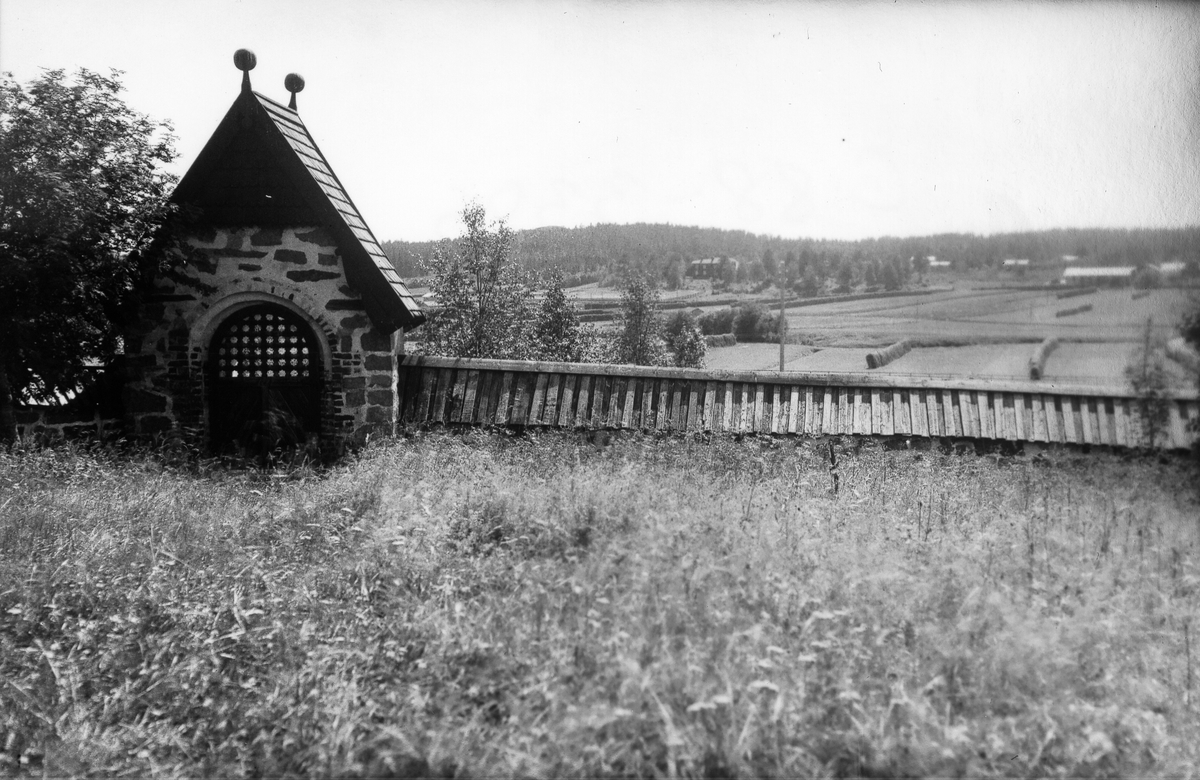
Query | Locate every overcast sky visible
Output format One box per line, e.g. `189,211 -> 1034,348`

3,0 -> 1198,243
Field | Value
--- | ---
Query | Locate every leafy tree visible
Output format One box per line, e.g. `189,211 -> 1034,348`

662,310 -> 705,367
864,261 -> 878,287
532,270 -> 588,362
835,261 -> 855,293
881,262 -> 901,291
663,254 -> 687,290
1126,318 -> 1170,448
0,68 -> 178,441
762,248 -> 778,280
613,272 -> 666,366
667,322 -> 706,368
698,308 -> 736,336
913,254 -> 930,283
421,204 -> 535,360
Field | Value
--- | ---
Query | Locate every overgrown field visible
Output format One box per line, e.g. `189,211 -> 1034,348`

2,433 -> 1199,778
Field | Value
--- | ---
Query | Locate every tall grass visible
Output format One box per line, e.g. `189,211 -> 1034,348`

1,433 -> 1198,777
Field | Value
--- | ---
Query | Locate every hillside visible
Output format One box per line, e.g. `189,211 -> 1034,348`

382,223 -> 1200,281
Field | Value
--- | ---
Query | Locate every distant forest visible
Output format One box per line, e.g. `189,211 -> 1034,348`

381,224 -> 1200,287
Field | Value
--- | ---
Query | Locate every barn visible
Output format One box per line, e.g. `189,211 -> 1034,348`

121,51 -> 424,458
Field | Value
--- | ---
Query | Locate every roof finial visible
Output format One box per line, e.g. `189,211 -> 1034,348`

284,73 -> 305,110
234,49 -> 257,92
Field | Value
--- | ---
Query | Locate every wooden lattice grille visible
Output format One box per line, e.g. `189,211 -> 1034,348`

213,305 -> 318,383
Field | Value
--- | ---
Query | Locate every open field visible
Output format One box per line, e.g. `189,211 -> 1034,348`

784,288 -> 1196,343
699,288 -> 1200,387
3,434 -> 1199,777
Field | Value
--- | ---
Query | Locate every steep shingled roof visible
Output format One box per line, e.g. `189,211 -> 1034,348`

171,69 -> 424,334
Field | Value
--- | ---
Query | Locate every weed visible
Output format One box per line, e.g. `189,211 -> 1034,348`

0,432 -> 1198,777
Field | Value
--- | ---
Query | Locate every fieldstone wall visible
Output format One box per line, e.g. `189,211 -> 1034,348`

13,366 -> 124,442
123,226 -> 399,455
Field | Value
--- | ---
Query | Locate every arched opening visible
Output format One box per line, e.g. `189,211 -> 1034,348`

208,303 -> 322,457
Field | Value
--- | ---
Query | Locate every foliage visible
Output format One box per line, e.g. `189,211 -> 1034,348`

1126,318 -> 1172,448
732,303 -> 784,343
420,204 -> 536,360
1181,301 -> 1200,354
1132,265 -> 1162,289
531,270 -> 590,362
0,68 -> 177,438
1,434 -> 1198,777
697,308 -> 736,336
662,312 -> 706,368
387,223 -> 1200,297
613,273 -> 666,366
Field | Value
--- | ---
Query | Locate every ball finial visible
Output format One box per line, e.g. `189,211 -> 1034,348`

285,73 -> 305,109
233,49 -> 257,72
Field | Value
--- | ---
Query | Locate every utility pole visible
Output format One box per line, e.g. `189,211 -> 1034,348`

779,275 -> 787,371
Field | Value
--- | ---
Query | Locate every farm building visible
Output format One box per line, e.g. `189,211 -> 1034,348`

118,51 -> 425,457
688,257 -> 739,279
1001,258 -> 1030,268
1061,266 -> 1135,287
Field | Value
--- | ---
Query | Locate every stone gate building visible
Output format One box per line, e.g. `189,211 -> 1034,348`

122,51 -> 424,456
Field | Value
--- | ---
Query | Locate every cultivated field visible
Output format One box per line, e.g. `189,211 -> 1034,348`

3,433 -> 1199,777
703,288 -> 1199,387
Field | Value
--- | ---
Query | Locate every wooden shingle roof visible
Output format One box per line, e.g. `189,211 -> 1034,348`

172,73 -> 424,334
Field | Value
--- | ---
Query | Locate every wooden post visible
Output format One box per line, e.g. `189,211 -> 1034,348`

779,279 -> 786,371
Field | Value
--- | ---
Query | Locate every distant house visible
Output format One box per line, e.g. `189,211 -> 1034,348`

1062,266 -> 1135,286
927,259 -> 952,269
688,257 -> 739,279
1002,258 -> 1030,268
1157,261 -> 1186,277
1060,255 -> 1080,263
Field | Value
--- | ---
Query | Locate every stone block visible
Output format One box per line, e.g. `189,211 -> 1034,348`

14,408 -> 43,425
326,299 -> 364,311
342,376 -> 368,389
367,389 -> 394,406
340,314 -> 370,331
345,389 -> 366,407
139,414 -> 172,434
238,263 -> 262,272
219,249 -> 268,259
363,354 -> 393,371
367,374 -> 393,388
297,227 -> 335,246
318,253 -> 339,266
250,227 -> 283,246
275,249 -> 309,265
287,270 -> 341,282
126,388 -> 169,414
221,231 -> 246,250
360,329 -> 392,352
365,405 -> 393,423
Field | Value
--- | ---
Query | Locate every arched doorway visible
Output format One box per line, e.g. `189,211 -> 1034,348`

208,303 -> 322,457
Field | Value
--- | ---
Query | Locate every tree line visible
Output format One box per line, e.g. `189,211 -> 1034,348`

419,205 -> 706,370
383,223 -> 1200,289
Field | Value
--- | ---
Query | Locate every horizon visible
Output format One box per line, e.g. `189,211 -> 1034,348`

4,1 -> 1199,244
387,219 -> 1200,247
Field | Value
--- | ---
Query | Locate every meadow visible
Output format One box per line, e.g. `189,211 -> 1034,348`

2,431 -> 1198,778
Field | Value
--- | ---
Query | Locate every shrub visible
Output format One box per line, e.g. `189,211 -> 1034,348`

698,308 -> 736,336
733,303 -> 784,342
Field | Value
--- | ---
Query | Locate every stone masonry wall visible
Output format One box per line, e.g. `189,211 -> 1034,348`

124,226 -> 398,455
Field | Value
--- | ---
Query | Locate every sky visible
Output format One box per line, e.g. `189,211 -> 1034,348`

3,0 -> 1199,243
